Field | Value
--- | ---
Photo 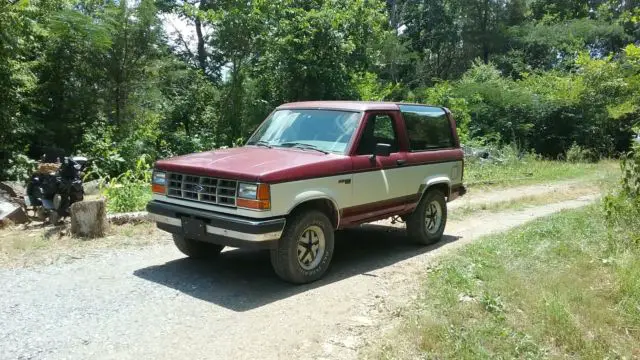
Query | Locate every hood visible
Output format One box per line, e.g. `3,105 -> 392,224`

154,146 -> 352,183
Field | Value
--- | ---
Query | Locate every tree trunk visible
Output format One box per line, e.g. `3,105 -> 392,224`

195,0 -> 209,74
483,44 -> 490,64
195,17 -> 207,73
70,199 -> 107,238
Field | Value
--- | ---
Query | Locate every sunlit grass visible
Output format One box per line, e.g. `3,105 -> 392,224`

370,205 -> 640,359
465,158 -> 619,188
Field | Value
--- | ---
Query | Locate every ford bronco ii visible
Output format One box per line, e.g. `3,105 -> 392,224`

147,101 -> 466,284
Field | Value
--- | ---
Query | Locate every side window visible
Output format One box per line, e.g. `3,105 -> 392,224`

400,105 -> 454,151
356,114 -> 399,155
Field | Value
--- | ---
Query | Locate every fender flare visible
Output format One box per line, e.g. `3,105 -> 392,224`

417,176 -> 452,204
286,191 -> 341,228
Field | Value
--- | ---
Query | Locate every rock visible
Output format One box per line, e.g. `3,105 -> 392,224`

83,180 -> 102,196
0,191 -> 28,225
0,181 -> 25,198
458,293 -> 476,303
70,199 -> 107,238
5,207 -> 28,225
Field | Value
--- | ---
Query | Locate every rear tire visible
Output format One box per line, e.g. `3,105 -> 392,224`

270,210 -> 335,284
172,234 -> 224,259
406,189 -> 447,245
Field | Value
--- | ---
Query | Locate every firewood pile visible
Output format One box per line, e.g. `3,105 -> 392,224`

36,162 -> 60,174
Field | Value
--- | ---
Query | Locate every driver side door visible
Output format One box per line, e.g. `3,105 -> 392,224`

342,111 -> 409,225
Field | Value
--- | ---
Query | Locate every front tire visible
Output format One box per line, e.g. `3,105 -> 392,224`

270,210 -> 335,284
406,190 -> 447,245
172,234 -> 224,259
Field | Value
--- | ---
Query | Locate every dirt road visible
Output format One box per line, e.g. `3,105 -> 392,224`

0,185 -> 599,360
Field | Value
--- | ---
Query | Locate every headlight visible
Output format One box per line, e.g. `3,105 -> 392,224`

152,171 -> 166,185
151,171 -> 166,194
237,183 -> 270,210
238,183 -> 258,199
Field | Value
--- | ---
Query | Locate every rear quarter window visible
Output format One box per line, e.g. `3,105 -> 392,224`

399,105 -> 454,151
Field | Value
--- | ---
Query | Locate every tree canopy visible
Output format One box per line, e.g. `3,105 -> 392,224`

0,0 -> 638,179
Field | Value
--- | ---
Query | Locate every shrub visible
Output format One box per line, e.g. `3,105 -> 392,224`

5,153 -> 38,182
603,145 -> 640,247
566,142 -> 597,163
100,155 -> 152,213
620,145 -> 640,198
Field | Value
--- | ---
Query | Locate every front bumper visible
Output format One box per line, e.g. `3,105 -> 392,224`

146,200 -> 286,249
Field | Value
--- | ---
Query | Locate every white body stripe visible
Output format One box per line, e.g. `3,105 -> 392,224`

153,160 -> 462,221
351,161 -> 462,205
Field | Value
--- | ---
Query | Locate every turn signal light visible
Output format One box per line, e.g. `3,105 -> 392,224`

256,183 -> 270,200
151,184 -> 166,194
237,183 -> 271,210
237,198 -> 271,210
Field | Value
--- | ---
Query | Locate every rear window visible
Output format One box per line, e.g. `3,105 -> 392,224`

399,105 -> 454,151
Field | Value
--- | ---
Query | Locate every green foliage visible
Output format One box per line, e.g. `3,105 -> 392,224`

5,154 -> 38,182
252,0 -> 387,105
566,142 -> 597,163
410,46 -> 640,158
374,204 -> 640,359
351,72 -> 398,101
603,144 -> 640,248
1,0 -> 640,183
100,155 -> 153,213
0,0 -> 54,176
621,147 -> 640,198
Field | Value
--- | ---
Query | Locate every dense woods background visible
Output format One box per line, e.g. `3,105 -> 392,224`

1,0 -> 639,180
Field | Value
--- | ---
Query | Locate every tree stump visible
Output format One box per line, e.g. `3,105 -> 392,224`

70,199 -> 107,238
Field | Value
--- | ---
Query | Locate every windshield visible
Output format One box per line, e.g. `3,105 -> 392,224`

246,109 -> 362,154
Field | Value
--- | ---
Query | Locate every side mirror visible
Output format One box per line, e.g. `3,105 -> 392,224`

374,143 -> 392,157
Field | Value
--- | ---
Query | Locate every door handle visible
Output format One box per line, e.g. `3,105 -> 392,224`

396,159 -> 407,166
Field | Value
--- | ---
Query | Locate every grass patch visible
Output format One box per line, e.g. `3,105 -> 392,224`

465,159 -> 618,188
371,205 -> 640,359
450,180 -> 611,220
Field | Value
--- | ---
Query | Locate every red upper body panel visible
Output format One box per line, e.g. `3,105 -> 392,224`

155,101 -> 464,183
154,146 -> 353,183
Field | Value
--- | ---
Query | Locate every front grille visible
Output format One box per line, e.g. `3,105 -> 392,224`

167,173 -> 237,207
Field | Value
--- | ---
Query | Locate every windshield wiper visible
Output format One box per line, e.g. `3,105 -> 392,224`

247,140 -> 272,148
277,142 -> 329,154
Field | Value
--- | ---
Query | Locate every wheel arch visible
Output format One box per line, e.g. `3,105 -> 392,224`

417,176 -> 451,204
286,193 -> 341,229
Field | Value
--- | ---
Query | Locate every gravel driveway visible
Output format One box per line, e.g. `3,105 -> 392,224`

0,193 -> 597,360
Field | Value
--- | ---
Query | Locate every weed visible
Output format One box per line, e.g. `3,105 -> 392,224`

566,143 -> 598,163
93,155 -> 153,213
481,293 -> 505,315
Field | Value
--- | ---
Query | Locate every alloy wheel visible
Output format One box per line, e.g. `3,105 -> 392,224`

424,200 -> 443,234
297,225 -> 326,270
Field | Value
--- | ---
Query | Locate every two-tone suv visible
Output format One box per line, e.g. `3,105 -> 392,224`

147,101 -> 466,284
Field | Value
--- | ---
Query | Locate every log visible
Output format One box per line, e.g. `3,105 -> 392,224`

107,211 -> 149,225
70,199 -> 107,238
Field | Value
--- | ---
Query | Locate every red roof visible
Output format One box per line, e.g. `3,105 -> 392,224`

277,101 -> 402,112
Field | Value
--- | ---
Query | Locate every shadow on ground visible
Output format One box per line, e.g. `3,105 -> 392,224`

133,224 -> 461,312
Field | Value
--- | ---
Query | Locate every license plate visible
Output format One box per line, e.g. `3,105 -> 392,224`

182,218 -> 206,238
